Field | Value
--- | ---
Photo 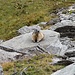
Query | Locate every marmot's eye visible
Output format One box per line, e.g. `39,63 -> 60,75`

38,31 -> 39,32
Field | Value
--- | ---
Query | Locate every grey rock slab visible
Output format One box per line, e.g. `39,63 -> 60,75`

60,37 -> 73,49
0,30 -> 61,54
49,22 -> 63,30
46,40 -> 67,55
18,25 -> 41,34
0,49 -> 21,63
51,63 -> 75,75
61,20 -> 73,26
0,65 -> 3,75
18,22 -> 47,34
0,40 -> 3,44
49,20 -> 74,31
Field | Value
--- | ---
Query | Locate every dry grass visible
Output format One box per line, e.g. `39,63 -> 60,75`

1,54 -> 65,75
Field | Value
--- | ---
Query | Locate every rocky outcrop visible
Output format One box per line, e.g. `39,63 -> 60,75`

48,5 -> 75,72
49,4 -> 75,38
51,63 -> 75,75
49,20 -> 75,38
0,30 -> 67,57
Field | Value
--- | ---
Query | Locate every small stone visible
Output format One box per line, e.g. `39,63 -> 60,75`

46,18 -> 61,25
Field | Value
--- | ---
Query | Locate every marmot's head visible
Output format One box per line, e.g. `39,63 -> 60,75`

33,29 -> 40,34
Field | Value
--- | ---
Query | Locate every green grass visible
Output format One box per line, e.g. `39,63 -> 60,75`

1,54 -> 65,75
0,0 -> 75,40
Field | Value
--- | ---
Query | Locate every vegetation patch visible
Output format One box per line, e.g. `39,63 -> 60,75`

1,54 -> 65,75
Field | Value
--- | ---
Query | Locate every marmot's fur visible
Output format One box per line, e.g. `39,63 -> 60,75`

32,29 -> 44,42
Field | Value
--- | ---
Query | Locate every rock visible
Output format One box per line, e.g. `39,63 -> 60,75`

49,20 -> 73,30
0,30 -> 66,56
18,22 -> 47,34
65,49 -> 75,57
51,63 -> 75,75
68,4 -> 75,11
54,60 -> 73,65
61,20 -> 73,26
51,55 -> 73,65
0,49 -> 21,63
60,37 -> 73,49
57,8 -> 67,15
70,13 -> 75,21
59,14 -> 71,21
0,65 -> 3,75
49,22 -> 63,30
50,57 -> 62,65
49,20 -> 75,38
71,41 -> 75,47
46,18 -> 61,25
18,25 -> 41,34
46,46 -> 61,55
0,40 -> 3,44
69,57 -> 75,62
38,22 -> 47,25
46,41 -> 67,56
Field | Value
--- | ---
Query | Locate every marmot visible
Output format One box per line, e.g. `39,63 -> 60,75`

32,29 -> 44,42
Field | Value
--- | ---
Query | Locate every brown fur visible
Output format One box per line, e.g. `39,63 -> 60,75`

32,30 -> 44,42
